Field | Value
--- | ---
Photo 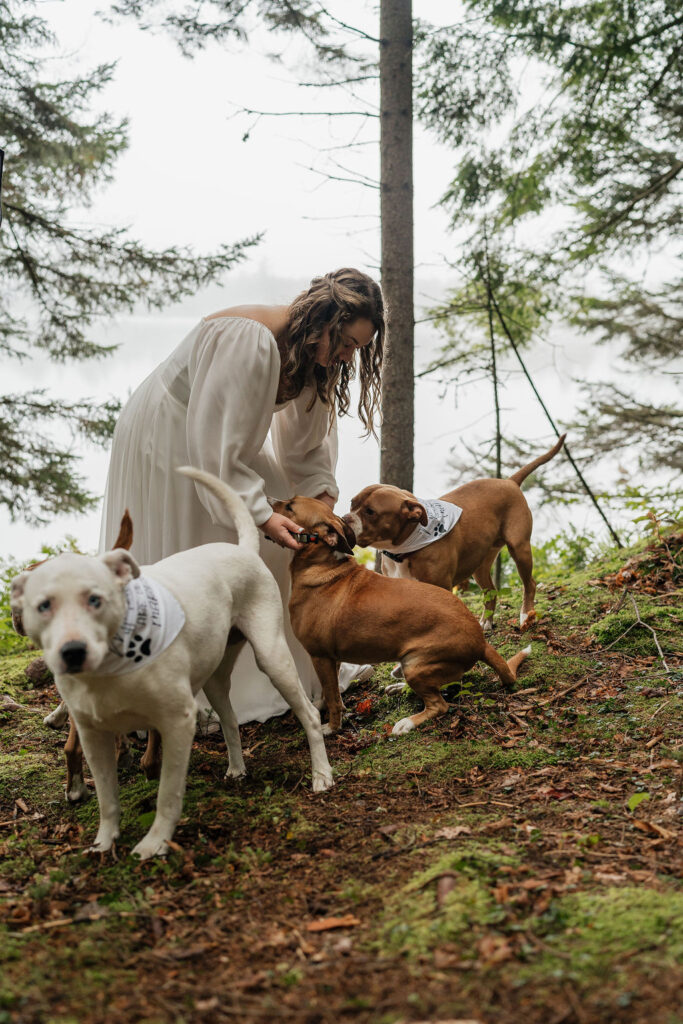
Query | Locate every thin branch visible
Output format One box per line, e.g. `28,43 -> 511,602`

298,75 -> 379,87
316,3 -> 380,43
236,105 -> 378,118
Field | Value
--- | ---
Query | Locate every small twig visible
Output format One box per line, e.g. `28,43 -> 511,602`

537,676 -> 591,706
0,812 -> 45,828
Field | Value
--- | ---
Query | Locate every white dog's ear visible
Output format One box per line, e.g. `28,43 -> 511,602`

10,572 -> 29,635
101,549 -> 140,585
402,499 -> 428,526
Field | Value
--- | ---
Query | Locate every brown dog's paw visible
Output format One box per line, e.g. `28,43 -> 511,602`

519,610 -> 537,632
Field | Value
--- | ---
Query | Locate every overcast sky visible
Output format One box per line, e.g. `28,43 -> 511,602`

3,0 -> 641,562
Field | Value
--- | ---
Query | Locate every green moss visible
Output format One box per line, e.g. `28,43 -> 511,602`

521,886 -> 683,982
355,735 -> 558,782
589,602 -> 679,657
0,652 -> 40,699
377,843 -> 518,956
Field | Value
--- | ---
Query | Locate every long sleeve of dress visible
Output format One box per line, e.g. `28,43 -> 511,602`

186,318 -> 279,527
271,387 -> 339,502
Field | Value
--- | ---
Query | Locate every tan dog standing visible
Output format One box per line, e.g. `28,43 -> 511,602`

345,435 -> 566,633
271,496 -> 530,735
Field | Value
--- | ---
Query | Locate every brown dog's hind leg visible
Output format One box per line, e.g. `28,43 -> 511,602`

473,549 -> 502,632
481,642 -> 530,692
65,715 -> 90,803
311,657 -> 344,735
506,537 -> 537,629
391,666 -> 451,735
140,730 -> 162,780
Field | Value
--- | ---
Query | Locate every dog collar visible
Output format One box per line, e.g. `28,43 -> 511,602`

265,531 -> 319,545
382,549 -> 408,563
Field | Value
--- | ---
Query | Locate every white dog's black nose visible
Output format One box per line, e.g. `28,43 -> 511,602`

60,641 -> 87,672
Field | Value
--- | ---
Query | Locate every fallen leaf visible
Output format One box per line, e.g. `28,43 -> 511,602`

434,826 -> 472,840
306,914 -> 360,932
633,819 -> 676,839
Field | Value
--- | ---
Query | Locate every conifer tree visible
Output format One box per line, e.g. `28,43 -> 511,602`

0,0 -> 257,523
417,0 -> 682,501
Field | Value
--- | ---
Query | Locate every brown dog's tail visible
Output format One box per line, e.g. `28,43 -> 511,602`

482,642 -> 531,692
509,434 -> 566,487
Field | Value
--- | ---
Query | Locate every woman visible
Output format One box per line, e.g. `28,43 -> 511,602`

100,268 -> 385,724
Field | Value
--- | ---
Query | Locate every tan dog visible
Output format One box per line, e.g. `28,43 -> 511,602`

270,496 -> 530,735
345,435 -> 566,633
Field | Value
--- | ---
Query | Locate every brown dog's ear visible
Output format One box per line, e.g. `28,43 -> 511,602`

320,523 -> 355,555
113,509 -> 134,551
101,549 -> 140,585
342,519 -> 357,550
401,499 -> 428,526
10,572 -> 29,636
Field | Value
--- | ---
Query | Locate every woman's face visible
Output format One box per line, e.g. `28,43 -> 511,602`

315,317 -> 375,368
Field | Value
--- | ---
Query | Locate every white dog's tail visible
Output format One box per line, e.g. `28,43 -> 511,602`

177,467 -> 260,556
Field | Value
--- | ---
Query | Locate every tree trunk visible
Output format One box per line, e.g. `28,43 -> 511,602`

379,0 -> 414,490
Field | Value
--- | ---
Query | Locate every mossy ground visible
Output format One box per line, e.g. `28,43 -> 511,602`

0,530 -> 681,1024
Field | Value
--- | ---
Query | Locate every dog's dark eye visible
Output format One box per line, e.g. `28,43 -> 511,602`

365,507 -> 375,517
285,503 -> 294,512
88,595 -> 102,609
37,599 -> 51,613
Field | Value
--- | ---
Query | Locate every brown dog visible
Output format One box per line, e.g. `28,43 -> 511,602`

345,435 -> 566,634
12,512 -> 161,800
271,496 -> 530,735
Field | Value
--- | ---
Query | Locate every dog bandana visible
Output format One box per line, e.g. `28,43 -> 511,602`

99,576 -> 186,676
382,498 -> 462,563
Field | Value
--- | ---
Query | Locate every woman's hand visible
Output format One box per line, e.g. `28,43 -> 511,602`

260,512 -> 304,550
316,491 -> 336,510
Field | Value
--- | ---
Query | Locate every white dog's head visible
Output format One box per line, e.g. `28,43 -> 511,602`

10,550 -> 140,676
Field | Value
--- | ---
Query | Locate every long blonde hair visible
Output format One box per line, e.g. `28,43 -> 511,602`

278,268 -> 385,434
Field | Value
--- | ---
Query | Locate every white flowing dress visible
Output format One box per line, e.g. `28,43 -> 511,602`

100,316 -> 342,724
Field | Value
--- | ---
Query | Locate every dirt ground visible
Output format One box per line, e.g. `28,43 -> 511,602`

1,530 -> 681,1024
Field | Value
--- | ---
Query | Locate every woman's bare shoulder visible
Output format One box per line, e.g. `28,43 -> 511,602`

204,304 -> 289,336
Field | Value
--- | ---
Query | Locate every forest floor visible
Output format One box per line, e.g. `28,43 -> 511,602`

0,528 -> 681,1024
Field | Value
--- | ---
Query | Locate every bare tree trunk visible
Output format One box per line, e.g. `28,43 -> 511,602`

379,0 -> 414,490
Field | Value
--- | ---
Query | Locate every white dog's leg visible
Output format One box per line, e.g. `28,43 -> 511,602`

132,705 -> 196,860
44,700 -> 69,729
203,645 -> 246,780
245,609 -> 333,793
75,724 -> 120,853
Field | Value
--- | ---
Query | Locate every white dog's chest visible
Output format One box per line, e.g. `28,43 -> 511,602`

58,670 -> 193,733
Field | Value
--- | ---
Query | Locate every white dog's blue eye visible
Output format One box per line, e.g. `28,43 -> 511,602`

88,595 -> 102,609
37,599 -> 51,613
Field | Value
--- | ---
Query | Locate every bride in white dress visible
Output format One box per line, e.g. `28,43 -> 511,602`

100,268 -> 385,724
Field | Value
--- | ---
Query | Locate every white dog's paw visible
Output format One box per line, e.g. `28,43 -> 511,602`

131,835 -> 170,860
391,717 -> 416,736
390,662 -> 404,680
85,830 -> 119,855
321,722 -> 334,736
44,703 -> 68,729
384,681 -> 408,696
224,765 -> 247,781
480,616 -> 494,634
65,774 -> 91,804
312,768 -> 334,793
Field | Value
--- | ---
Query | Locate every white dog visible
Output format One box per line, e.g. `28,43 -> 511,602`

10,467 -> 333,859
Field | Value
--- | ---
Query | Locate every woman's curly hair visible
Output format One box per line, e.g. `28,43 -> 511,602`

278,268 -> 385,435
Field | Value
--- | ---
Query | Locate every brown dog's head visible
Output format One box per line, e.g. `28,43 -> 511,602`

271,496 -> 357,556
344,485 -> 427,548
